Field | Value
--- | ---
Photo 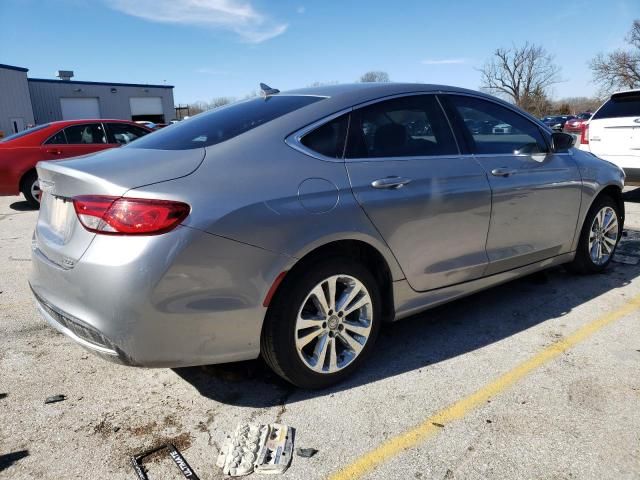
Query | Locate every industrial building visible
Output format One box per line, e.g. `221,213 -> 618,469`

0,64 -> 175,137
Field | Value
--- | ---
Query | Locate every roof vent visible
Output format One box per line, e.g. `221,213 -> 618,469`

56,70 -> 74,81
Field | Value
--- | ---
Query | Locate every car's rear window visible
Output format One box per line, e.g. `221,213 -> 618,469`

129,95 -> 325,150
0,123 -> 50,143
593,92 -> 640,119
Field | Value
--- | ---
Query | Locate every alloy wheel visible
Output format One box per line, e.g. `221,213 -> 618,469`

30,179 -> 41,203
294,274 -> 373,374
588,206 -> 618,265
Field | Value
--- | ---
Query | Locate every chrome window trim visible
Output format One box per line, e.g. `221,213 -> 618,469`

284,90 -> 564,163
286,92 -> 465,163
284,107 -> 353,163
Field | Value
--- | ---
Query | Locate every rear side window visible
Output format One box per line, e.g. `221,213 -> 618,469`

345,95 -> 458,158
301,114 -> 349,158
44,130 -> 67,145
447,95 -> 548,155
129,96 -> 325,150
64,123 -> 107,144
593,93 -> 640,119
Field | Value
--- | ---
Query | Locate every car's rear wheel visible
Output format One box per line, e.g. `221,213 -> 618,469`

567,195 -> 621,274
261,258 -> 381,389
20,170 -> 41,208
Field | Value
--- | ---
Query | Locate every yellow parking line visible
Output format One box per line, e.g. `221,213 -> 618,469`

329,293 -> 640,480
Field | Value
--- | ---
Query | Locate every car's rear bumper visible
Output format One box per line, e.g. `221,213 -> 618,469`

30,225 -> 290,367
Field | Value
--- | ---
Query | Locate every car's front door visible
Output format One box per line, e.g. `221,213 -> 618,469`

443,94 -> 582,275
345,94 -> 492,292
105,123 -> 151,146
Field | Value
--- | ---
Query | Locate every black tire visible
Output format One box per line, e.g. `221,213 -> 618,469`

567,194 -> 622,274
20,170 -> 40,208
261,257 -> 381,389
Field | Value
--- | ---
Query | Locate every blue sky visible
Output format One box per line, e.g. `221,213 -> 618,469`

1,0 -> 637,104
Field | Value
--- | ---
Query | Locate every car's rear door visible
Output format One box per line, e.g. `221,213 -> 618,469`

345,94 -> 492,292
41,123 -> 111,161
588,91 -> 640,176
442,94 -> 582,275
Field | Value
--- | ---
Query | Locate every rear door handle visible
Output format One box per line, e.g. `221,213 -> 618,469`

46,149 -> 63,155
371,177 -> 412,189
491,168 -> 517,177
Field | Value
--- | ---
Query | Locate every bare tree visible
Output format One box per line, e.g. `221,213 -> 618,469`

479,42 -> 560,110
590,20 -> 640,93
551,96 -> 602,114
359,71 -> 390,83
210,96 -> 234,109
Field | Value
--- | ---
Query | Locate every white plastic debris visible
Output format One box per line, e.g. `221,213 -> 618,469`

216,423 -> 294,476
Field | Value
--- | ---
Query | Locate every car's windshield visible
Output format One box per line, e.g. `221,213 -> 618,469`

0,124 -> 50,143
129,95 -> 325,150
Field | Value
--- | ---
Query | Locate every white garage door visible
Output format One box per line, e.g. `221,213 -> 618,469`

60,97 -> 101,120
130,97 -> 163,115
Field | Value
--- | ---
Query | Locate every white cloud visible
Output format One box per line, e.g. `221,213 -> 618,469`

421,58 -> 467,65
105,0 -> 288,43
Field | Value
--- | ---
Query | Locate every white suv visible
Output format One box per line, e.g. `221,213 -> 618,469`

579,90 -> 640,185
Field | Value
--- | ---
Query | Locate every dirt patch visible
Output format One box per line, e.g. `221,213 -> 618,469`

130,421 -> 158,436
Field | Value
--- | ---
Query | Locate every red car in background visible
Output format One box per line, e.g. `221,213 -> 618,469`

563,112 -> 593,133
0,119 -> 151,206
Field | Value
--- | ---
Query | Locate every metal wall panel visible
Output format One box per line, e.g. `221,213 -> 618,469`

0,67 -> 35,136
28,80 -> 175,124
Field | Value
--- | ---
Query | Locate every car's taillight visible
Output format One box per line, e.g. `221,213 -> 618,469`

580,123 -> 589,145
73,195 -> 190,235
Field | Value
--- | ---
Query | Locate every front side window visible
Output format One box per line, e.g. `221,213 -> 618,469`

300,114 -> 349,158
593,92 -> 640,119
63,123 -> 107,144
129,95 -> 325,150
447,95 -> 548,155
346,95 -> 458,158
107,123 -> 150,145
44,130 -> 67,145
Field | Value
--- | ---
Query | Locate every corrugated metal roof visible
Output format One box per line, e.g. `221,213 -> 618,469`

0,63 -> 29,72
28,78 -> 173,89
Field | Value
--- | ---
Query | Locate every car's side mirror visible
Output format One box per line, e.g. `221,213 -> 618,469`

551,132 -> 575,152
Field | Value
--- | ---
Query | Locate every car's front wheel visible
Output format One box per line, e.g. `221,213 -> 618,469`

261,258 -> 381,389
20,170 -> 41,208
568,194 -> 622,273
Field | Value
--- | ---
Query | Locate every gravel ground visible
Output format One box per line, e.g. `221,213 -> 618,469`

1,189 -> 639,480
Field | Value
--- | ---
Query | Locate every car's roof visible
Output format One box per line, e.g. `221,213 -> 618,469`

47,119 -> 142,127
611,88 -> 640,97
282,82 -> 482,99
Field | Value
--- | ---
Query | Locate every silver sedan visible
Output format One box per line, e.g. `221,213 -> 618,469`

30,83 -> 625,388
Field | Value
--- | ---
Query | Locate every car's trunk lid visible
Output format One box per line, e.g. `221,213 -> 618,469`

589,117 -> 640,157
34,147 -> 205,268
589,92 -> 640,158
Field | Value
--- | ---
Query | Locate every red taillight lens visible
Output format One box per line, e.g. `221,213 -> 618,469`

580,123 -> 589,145
73,196 -> 190,235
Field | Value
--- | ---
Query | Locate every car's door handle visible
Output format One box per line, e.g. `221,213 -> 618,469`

491,168 -> 517,177
371,177 -> 412,189
46,149 -> 63,155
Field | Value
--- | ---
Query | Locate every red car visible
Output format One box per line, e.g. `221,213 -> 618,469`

563,112 -> 592,133
0,119 -> 151,206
